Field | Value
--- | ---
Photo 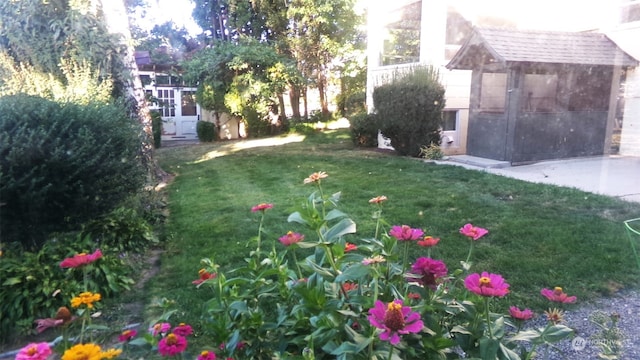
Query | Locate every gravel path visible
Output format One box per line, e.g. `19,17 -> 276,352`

523,289 -> 640,360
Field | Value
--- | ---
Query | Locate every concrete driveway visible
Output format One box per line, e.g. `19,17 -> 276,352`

442,155 -> 640,203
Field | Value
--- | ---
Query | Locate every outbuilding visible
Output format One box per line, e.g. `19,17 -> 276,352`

446,27 -> 638,164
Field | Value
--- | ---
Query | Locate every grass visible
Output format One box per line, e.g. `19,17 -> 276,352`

148,129 -> 640,333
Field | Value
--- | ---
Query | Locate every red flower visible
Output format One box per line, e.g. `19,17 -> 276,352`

407,292 -> 421,300
409,257 -> 448,289
367,299 -> 424,345
158,333 -> 188,356
540,287 -> 577,303
118,329 -> 137,342
344,243 -> 358,252
417,236 -> 440,247
389,225 -> 424,241
251,203 -> 273,212
193,269 -> 217,285
509,306 -> 534,321
464,272 -> 510,297
60,249 -> 102,268
459,223 -> 489,240
279,231 -> 304,246
341,282 -> 358,292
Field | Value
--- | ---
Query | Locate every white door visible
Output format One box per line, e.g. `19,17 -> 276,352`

157,87 -> 199,140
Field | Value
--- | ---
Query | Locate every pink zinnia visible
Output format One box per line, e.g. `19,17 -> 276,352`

15,342 -> 52,360
193,269 -> 217,285
151,322 -> 172,336
464,272 -> 510,297
251,203 -> 273,212
60,249 -> 102,268
417,236 -> 440,247
173,323 -> 193,336
540,287 -> 577,303
198,350 -> 216,360
367,299 -> 424,345
509,306 -> 534,321
279,231 -> 304,246
459,223 -> 489,240
118,329 -> 137,342
158,333 -> 188,356
389,225 -> 424,241
409,257 -> 448,289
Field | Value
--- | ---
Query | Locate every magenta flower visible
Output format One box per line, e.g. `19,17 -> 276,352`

151,322 -> 172,336
459,223 -> 489,240
118,329 -> 137,342
389,225 -> 424,241
409,257 -> 448,289
251,203 -> 273,212
60,249 -> 102,268
509,306 -> 534,321
367,299 -> 424,345
279,231 -> 304,246
464,272 -> 510,297
173,323 -> 193,336
541,287 -> 577,303
198,350 -> 216,360
15,342 -> 52,360
158,333 -> 188,356
417,236 -> 440,247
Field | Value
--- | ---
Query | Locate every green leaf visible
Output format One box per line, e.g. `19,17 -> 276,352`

541,324 -> 574,343
498,343 -> 522,360
2,277 -> 22,286
288,211 -> 308,225
324,209 -> 347,221
479,337 -> 500,359
335,263 -> 371,282
320,218 -> 356,243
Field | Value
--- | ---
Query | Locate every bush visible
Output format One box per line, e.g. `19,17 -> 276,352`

349,112 -> 379,147
0,236 -> 134,339
372,66 -> 445,157
81,207 -> 158,252
151,110 -> 162,148
0,94 -> 146,248
197,121 -> 216,142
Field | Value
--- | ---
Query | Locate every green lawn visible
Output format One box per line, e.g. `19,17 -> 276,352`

149,129 -> 640,332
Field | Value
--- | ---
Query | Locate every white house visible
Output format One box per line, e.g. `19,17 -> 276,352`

366,0 -> 640,157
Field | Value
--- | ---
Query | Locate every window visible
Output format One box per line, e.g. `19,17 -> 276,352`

381,1 -> 422,66
157,89 -> 175,117
568,67 -> 612,111
442,110 -> 457,131
181,91 -> 197,116
621,1 -> 640,23
479,73 -> 507,112
521,74 -> 559,112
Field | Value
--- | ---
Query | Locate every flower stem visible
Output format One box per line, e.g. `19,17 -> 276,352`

401,241 -> 410,275
484,297 -> 493,339
387,345 -> 394,360
292,251 -> 303,279
257,213 -> 265,253
465,240 -> 474,265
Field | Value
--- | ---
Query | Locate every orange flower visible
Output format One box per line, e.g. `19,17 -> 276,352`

70,292 -> 101,309
417,236 -> 440,247
368,195 -> 387,204
303,171 -> 328,184
344,243 -> 358,252
193,269 -> 217,285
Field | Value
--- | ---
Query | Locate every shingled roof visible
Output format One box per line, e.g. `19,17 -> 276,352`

446,27 -> 638,70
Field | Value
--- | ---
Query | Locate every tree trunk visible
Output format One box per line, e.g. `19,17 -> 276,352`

99,0 -> 166,182
277,93 -> 286,122
289,84 -> 301,119
303,86 -> 308,120
318,71 -> 329,117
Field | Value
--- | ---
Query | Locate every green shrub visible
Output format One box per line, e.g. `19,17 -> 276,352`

81,207 -> 158,252
0,94 -> 146,248
151,110 -> 162,148
420,143 -> 444,160
197,121 -> 217,142
0,236 -> 134,339
372,65 -> 445,157
349,112 -> 379,147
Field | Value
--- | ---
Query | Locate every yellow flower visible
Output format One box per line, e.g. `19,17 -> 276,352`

70,292 -> 101,309
61,343 -> 121,360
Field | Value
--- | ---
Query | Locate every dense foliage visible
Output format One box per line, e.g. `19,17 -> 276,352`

197,121 -> 217,142
372,66 -> 446,157
0,95 -> 146,248
349,112 -> 379,147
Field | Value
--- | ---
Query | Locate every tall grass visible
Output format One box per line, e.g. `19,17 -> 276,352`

150,129 -> 640,332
